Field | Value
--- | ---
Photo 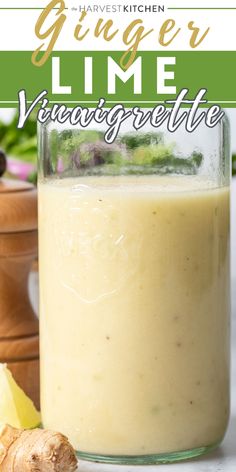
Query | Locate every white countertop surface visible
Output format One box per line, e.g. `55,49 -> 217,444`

30,179 -> 236,472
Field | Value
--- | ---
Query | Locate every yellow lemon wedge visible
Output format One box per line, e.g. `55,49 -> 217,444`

0,364 -> 40,429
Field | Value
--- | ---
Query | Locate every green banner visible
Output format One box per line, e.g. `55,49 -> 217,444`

1,51 -> 236,107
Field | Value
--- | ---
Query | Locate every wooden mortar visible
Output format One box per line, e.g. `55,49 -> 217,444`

0,172 -> 39,408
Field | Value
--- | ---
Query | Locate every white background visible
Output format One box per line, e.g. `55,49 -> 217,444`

0,0 -> 235,51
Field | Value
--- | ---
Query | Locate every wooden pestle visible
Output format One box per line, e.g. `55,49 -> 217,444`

0,160 -> 39,408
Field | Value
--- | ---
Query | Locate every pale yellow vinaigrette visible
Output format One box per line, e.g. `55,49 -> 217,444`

39,176 -> 230,455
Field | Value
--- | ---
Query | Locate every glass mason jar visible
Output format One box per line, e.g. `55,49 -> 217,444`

38,114 -> 231,465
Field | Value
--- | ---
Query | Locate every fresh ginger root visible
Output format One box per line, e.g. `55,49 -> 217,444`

0,424 -> 78,471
